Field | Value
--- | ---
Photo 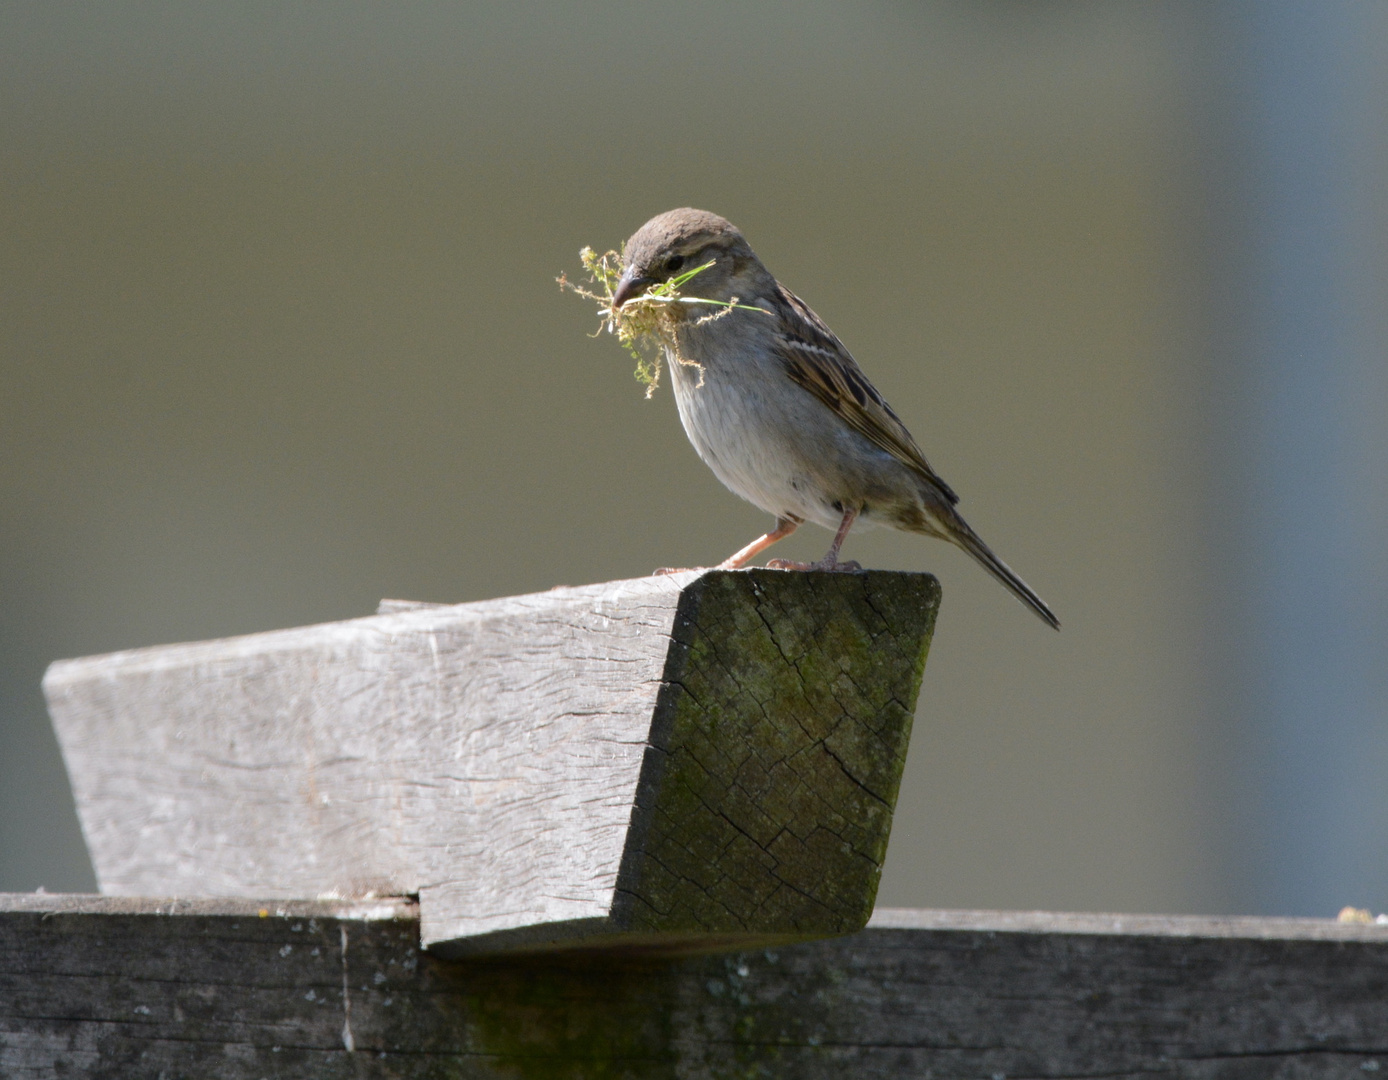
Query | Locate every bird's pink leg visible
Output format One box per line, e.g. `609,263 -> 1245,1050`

654,516 -> 802,576
768,507 -> 862,572
717,516 -> 801,569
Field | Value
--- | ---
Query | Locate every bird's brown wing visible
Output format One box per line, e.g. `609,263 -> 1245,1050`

771,285 -> 959,506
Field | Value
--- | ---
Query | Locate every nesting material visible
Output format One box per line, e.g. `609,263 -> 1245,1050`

559,246 -> 762,397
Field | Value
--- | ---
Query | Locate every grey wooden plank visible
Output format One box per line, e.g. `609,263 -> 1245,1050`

46,573 -> 690,951
3,895 -> 1386,1078
46,574 -> 681,897
869,905 -> 1388,941
0,894 -> 412,920
43,570 -> 939,955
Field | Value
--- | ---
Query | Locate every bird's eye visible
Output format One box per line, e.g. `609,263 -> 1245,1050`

665,254 -> 686,273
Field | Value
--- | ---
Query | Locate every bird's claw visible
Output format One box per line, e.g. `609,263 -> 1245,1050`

767,557 -> 862,573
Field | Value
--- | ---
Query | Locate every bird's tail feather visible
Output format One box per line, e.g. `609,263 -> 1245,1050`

945,514 -> 1060,630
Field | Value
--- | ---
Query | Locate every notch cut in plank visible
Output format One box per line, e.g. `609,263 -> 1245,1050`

44,569 -> 940,955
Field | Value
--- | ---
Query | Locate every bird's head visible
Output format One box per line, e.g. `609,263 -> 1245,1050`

612,208 -> 773,310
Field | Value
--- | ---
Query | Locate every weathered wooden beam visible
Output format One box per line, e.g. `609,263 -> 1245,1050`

43,570 -> 939,955
3,894 -> 1385,1078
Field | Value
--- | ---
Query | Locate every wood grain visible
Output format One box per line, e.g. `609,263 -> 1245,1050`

46,574 -> 689,950
43,570 -> 939,954
4,894 -> 1385,1078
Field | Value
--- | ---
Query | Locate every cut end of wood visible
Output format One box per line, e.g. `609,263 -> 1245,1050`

46,569 -> 940,955
618,570 -> 938,938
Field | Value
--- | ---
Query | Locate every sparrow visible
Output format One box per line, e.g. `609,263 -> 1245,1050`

611,208 -> 1059,629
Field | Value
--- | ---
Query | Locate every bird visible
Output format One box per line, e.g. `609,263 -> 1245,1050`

610,207 -> 1059,630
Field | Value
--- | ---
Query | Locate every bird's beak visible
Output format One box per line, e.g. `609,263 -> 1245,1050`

611,269 -> 655,309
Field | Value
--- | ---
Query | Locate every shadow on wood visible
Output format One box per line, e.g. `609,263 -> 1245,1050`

43,570 -> 940,955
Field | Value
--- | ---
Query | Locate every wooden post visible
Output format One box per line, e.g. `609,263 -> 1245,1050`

3,894 -> 1385,1077
43,570 -> 940,955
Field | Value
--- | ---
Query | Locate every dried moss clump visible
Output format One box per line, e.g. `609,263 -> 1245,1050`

558,246 -> 763,398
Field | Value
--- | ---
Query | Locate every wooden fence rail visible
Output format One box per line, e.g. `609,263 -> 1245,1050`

3,894 -> 1387,1078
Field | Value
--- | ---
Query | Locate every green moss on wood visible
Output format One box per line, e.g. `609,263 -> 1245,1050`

458,960 -> 679,1080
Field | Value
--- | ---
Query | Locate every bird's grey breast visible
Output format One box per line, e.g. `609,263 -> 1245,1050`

666,310 -> 838,524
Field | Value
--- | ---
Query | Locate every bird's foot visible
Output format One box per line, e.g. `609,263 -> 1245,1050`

653,566 -> 709,576
767,556 -> 862,573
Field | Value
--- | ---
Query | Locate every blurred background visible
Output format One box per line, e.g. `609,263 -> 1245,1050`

3,1 -> 1386,918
